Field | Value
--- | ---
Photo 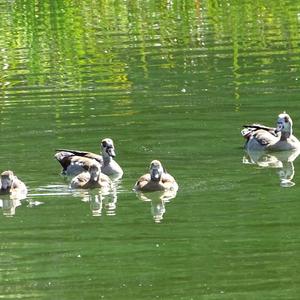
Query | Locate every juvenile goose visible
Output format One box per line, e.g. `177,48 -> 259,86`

134,160 -> 178,192
55,138 -> 123,178
242,112 -> 300,151
70,161 -> 112,190
0,170 -> 27,197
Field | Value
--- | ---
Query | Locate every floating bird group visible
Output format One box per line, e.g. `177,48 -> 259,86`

1,112 -> 300,200
54,137 -> 178,192
55,138 -> 123,178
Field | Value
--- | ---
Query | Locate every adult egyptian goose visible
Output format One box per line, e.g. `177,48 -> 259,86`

55,138 -> 123,178
242,112 -> 300,151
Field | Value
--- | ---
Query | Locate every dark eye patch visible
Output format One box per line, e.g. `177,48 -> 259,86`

284,116 -> 289,123
102,141 -> 107,147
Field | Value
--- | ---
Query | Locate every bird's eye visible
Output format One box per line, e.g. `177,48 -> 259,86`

102,141 -> 107,147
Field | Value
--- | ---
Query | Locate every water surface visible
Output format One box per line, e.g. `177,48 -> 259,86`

1,1 -> 300,299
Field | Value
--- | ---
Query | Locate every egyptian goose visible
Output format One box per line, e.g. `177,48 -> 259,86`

70,161 -> 112,190
55,138 -> 123,178
242,112 -> 300,151
134,160 -> 178,192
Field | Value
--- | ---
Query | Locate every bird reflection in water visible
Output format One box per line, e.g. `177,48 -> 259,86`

75,187 -> 118,217
243,149 -> 300,187
135,190 -> 177,223
0,197 -> 22,217
0,191 -> 29,217
0,195 -> 44,217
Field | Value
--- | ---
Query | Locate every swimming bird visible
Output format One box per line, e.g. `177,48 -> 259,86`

0,170 -> 27,197
133,160 -> 178,192
55,138 -> 123,178
70,161 -> 112,190
241,112 -> 300,151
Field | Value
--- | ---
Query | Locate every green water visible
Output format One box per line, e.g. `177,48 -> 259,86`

1,0 -> 300,299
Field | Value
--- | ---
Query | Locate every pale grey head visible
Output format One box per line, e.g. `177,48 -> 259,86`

1,170 -> 14,190
149,160 -> 164,182
275,112 -> 293,137
101,138 -> 116,159
89,162 -> 101,181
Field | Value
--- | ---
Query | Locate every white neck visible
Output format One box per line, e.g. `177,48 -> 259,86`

280,124 -> 292,140
103,155 -> 112,164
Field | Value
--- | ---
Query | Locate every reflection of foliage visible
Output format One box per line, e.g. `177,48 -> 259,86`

0,0 -> 133,92
0,0 -> 300,95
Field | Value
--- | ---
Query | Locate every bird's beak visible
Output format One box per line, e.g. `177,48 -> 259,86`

151,168 -> 160,181
107,147 -> 116,158
275,122 -> 283,134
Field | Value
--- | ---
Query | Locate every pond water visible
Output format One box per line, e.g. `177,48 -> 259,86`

1,0 -> 300,299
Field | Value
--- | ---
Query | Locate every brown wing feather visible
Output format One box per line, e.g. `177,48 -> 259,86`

135,174 -> 150,189
161,173 -> 176,183
55,150 -> 103,170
